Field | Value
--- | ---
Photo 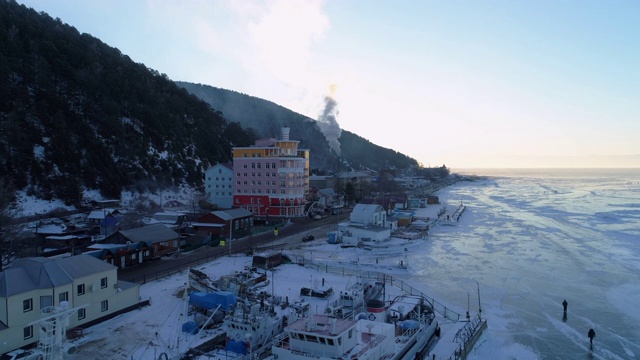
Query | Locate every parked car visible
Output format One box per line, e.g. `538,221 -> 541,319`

302,234 -> 315,242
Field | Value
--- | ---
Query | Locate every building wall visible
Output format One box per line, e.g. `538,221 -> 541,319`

339,226 -> 391,245
0,266 -> 140,355
205,164 -> 234,209
232,127 -> 309,218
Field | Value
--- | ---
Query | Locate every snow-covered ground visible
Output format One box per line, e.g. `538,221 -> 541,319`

18,168 -> 640,359
10,185 -> 200,218
411,169 -> 640,359
62,201 -> 468,360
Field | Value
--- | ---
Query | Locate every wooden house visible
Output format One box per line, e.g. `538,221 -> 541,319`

191,208 -> 253,239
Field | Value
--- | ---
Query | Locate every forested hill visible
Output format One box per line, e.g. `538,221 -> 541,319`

0,1 -> 256,203
0,0 -> 419,207
177,82 -> 420,172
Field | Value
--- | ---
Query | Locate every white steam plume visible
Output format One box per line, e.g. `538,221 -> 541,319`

317,85 -> 342,155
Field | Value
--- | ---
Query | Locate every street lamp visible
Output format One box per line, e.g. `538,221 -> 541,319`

474,279 -> 482,319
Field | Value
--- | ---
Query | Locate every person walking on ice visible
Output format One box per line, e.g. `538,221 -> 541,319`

562,299 -> 568,313
588,328 -> 596,348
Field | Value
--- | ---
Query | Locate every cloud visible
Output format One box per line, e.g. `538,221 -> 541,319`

246,0 -> 330,85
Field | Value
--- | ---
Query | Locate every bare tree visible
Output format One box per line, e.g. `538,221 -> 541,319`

0,178 -> 19,271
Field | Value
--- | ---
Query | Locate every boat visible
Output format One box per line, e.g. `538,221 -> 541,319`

325,279 -> 385,319
271,294 -> 439,360
272,310 -> 395,359
189,268 -> 217,293
189,267 -> 270,298
195,296 -> 287,359
300,286 -> 334,299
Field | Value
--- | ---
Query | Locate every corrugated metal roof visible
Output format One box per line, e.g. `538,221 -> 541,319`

119,223 -> 180,244
0,255 -> 115,297
212,208 -> 253,221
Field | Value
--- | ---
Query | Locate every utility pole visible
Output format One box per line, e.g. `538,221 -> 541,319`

229,219 -> 233,256
474,279 -> 482,319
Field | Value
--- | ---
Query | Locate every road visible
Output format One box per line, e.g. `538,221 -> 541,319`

117,210 -> 350,284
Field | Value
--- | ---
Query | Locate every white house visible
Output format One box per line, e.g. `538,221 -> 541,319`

338,204 -> 392,245
0,255 -> 140,355
205,163 -> 234,209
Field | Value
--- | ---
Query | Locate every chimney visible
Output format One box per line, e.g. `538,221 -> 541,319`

282,127 -> 290,141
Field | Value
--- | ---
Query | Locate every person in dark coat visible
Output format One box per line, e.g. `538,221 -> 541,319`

562,299 -> 568,312
588,328 -> 596,345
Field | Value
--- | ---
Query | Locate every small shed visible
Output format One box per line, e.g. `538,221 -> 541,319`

252,252 -> 282,269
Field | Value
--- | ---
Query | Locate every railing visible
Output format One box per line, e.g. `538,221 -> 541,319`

446,314 -> 487,360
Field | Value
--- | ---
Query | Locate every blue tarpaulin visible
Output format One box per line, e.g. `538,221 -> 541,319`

225,339 -> 248,355
189,291 -> 237,311
181,321 -> 199,334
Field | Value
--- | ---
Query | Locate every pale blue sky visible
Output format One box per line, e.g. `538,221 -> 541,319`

18,0 -> 640,168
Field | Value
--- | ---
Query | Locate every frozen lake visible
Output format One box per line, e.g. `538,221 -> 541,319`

407,169 -> 640,359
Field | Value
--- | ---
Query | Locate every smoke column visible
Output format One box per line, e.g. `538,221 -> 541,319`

317,85 -> 342,155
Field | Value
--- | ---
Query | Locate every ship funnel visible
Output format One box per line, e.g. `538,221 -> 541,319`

282,127 -> 290,141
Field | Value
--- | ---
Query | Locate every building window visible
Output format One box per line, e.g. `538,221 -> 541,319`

272,163 -> 276,168
78,308 -> 86,320
243,164 -> 247,168
101,300 -> 109,312
24,326 -> 33,339
23,298 -> 33,312
77,284 -> 85,296
266,163 -> 270,169
219,169 -> 222,173
100,277 -> 108,289
236,173 -> 240,177
251,163 -> 255,168
59,292 -> 68,303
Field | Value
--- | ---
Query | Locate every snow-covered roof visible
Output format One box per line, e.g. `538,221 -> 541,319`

191,222 -> 224,228
350,204 -> 384,224
118,223 -> 180,244
212,208 -> 253,220
318,188 -> 335,197
87,209 -> 116,220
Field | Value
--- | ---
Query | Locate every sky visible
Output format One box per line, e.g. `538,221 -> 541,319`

17,0 -> 640,169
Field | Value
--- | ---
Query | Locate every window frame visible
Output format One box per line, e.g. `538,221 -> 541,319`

23,298 -> 33,312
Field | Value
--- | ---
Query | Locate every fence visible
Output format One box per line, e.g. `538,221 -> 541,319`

446,314 -> 487,360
